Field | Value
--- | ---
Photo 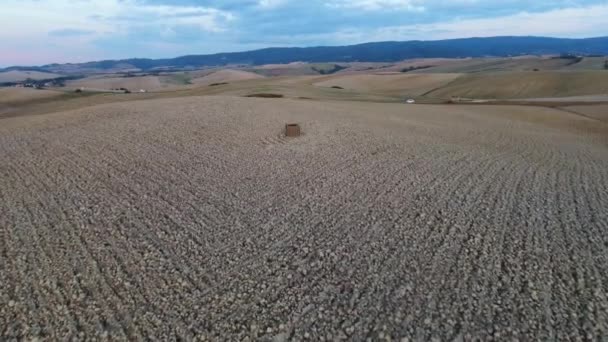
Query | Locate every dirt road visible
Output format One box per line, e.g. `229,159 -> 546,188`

1,96 -> 607,340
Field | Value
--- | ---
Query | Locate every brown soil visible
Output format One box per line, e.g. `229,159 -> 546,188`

1,96 -> 607,340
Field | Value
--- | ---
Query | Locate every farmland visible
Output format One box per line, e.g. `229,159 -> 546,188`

0,70 -> 62,83
1,93 -> 608,340
312,73 -> 461,97
424,71 -> 608,99
0,87 -> 66,104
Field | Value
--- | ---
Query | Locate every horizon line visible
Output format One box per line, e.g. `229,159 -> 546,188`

2,35 -> 607,69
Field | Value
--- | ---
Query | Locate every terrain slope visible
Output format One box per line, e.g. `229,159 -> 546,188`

0,70 -> 61,83
0,87 -> 66,105
426,71 -> 608,99
1,96 -> 608,340
190,69 -> 264,85
66,75 -> 165,91
314,73 -> 461,97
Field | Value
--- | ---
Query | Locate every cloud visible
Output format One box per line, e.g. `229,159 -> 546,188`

258,0 -> 288,9
1,0 -> 607,66
49,28 -> 96,37
364,4 -> 608,40
0,0 -> 235,39
234,3 -> 608,47
0,0 -> 236,65
326,0 -> 425,11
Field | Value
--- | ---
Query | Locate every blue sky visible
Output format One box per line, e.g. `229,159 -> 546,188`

1,0 -> 607,66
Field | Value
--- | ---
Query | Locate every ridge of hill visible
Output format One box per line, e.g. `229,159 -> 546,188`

3,36 -> 607,74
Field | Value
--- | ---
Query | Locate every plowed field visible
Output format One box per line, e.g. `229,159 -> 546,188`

1,96 -> 608,340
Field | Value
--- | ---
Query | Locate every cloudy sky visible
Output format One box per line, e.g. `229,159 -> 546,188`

1,0 -> 607,66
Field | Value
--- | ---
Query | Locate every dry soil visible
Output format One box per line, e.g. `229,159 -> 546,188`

0,71 -> 62,83
1,96 -> 608,341
190,70 -> 265,86
426,71 -> 608,99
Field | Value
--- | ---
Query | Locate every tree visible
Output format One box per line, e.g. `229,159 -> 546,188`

604,59 -> 608,70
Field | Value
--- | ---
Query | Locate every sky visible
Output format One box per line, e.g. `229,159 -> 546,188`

1,0 -> 608,66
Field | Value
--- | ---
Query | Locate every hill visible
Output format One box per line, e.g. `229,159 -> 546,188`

313,73 -> 461,97
190,69 -> 264,85
0,88 -> 66,110
425,71 -> 608,99
0,70 -> 62,83
4,36 -> 608,74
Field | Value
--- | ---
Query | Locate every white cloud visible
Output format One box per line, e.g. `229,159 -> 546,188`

327,0 -> 425,11
258,0 -> 289,9
323,4 -> 608,41
1,0 -> 606,66
324,0 -> 589,12
0,0 -> 236,64
419,4 -> 608,38
0,0 -> 235,40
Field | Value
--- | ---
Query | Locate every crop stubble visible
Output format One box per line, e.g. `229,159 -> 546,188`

1,96 -> 607,340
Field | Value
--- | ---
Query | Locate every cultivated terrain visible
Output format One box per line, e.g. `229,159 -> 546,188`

2,50 -> 608,340
1,92 -> 608,340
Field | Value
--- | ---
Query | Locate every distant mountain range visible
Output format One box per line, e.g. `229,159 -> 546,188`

4,36 -> 608,74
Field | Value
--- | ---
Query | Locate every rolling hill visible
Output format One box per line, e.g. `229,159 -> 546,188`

190,69 -> 264,85
424,71 -> 608,99
3,36 -> 608,74
313,73 -> 461,97
0,70 -> 62,83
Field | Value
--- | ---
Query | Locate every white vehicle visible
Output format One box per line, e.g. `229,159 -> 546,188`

406,99 -> 416,104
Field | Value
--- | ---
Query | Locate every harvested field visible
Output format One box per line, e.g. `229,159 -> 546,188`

1,96 -> 608,340
562,57 -> 608,71
515,95 -> 608,103
190,69 -> 264,86
371,59 -> 460,73
67,76 -> 164,91
0,70 -> 61,83
313,73 -> 461,97
426,71 -> 608,99
563,104 -> 608,122
0,87 -> 65,104
414,57 -> 574,73
250,63 -> 335,77
0,104 -> 12,116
